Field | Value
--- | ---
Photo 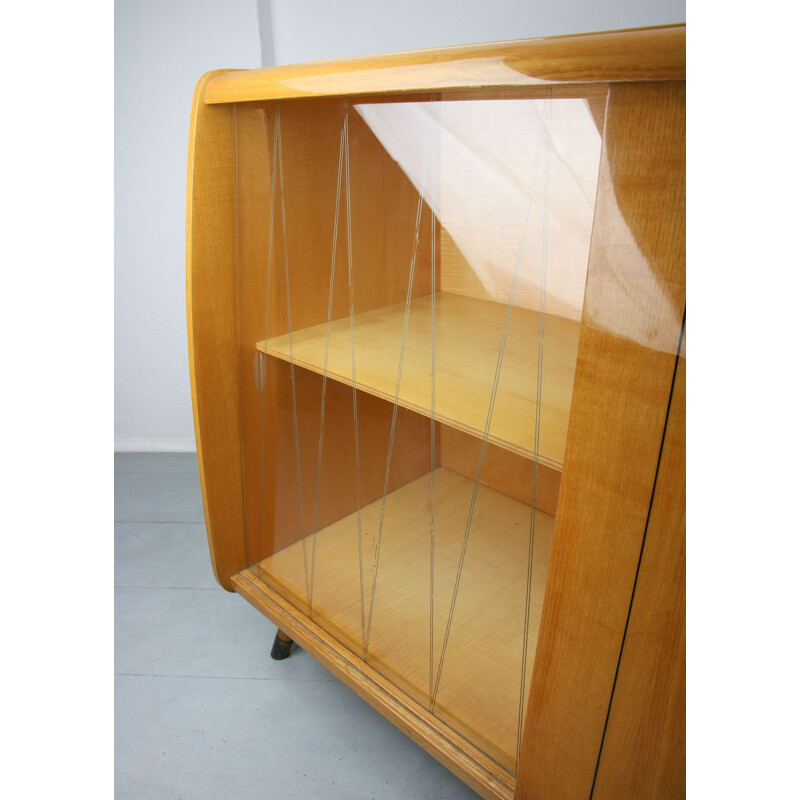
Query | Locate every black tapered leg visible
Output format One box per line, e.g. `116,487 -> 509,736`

270,628 -> 294,660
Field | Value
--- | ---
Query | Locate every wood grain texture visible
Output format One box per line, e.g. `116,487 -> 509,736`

592,340 -> 685,800
232,103 -> 274,568
256,467 -> 554,774
186,71 -> 245,591
204,26 -> 685,104
260,361 -> 436,556
440,426 -> 560,517
233,568 -> 516,800
515,81 -> 685,800
260,292 -> 581,467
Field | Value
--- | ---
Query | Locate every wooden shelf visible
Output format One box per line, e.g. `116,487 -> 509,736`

255,467 -> 555,773
258,292 -> 581,467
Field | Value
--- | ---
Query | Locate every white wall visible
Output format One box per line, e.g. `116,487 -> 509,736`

261,0 -> 685,66
114,0 -> 261,451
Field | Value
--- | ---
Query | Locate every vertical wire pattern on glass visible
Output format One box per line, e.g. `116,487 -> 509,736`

431,100 -> 550,713
275,104 -> 312,610
248,90 -> 601,776
364,135 -> 433,662
341,100 -> 369,660
516,87 -> 552,768
308,120 -> 347,617
256,104 -> 279,572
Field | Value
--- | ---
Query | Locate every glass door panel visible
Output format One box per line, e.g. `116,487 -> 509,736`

238,86 -> 606,775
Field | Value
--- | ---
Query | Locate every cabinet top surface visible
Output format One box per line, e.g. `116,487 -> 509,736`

202,24 -> 685,105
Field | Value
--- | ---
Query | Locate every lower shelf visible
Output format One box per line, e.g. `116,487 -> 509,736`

251,467 -> 554,776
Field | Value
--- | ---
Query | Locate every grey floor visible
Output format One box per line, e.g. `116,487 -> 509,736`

115,453 -> 482,799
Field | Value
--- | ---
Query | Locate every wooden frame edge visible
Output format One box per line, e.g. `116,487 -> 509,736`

186,71 -> 247,591
204,25 -> 684,104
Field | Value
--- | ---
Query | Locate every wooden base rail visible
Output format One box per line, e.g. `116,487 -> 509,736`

233,568 -> 516,800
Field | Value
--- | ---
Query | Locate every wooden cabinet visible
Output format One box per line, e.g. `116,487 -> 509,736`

186,25 -> 685,800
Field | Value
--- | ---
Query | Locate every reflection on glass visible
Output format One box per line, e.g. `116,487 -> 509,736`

247,89 -> 606,776
356,98 -> 601,320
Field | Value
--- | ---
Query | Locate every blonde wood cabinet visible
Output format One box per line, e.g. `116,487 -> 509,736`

186,25 -> 685,800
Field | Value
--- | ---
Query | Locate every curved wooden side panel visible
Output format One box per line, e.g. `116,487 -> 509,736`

515,81 -> 685,799
204,25 -> 684,104
186,71 -> 245,591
